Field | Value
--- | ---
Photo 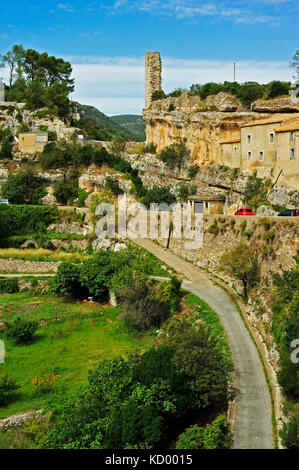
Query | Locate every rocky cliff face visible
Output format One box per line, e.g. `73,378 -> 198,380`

143,92 -> 272,164
0,102 -> 78,140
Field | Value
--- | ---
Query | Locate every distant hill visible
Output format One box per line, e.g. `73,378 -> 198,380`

74,103 -> 134,141
111,115 -> 146,142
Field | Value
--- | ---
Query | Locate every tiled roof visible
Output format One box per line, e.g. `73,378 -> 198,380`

274,120 -> 299,133
241,114 -> 299,128
220,137 -> 241,144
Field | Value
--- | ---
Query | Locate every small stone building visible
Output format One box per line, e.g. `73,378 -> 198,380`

273,120 -> 299,189
188,196 -> 225,215
18,132 -> 48,154
220,137 -> 241,168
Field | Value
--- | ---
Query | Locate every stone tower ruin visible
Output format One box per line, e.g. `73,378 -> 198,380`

145,52 -> 162,109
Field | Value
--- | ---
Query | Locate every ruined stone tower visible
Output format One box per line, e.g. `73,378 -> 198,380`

145,52 -> 162,109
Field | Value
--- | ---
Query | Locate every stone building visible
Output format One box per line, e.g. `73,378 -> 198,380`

18,132 -> 48,154
145,52 -> 162,109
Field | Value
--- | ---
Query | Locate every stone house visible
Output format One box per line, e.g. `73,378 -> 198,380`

18,132 -> 48,154
188,195 -> 225,215
273,120 -> 299,189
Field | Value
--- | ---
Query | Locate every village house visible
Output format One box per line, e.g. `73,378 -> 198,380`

18,131 -> 48,154
219,114 -> 299,188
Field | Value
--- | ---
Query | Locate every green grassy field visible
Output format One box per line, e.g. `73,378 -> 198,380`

0,293 -> 155,418
0,248 -> 90,263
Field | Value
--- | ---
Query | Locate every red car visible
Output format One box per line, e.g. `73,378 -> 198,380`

234,208 -> 255,216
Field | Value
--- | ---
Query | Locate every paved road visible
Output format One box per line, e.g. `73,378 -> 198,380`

132,237 -> 274,449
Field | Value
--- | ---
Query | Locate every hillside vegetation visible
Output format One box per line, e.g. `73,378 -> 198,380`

111,115 -> 146,142
74,103 -> 134,141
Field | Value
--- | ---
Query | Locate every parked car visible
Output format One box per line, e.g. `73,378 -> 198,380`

278,209 -> 299,217
234,208 -> 255,216
0,199 -> 9,205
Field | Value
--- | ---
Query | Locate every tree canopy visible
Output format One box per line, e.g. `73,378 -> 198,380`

0,45 -> 74,118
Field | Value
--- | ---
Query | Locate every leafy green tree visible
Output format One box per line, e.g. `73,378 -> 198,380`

0,140 -> 13,159
176,425 -> 205,449
219,242 -> 259,298
152,90 -> 167,101
203,414 -> 232,449
0,44 -> 25,87
237,81 -> 265,107
290,49 -> 299,79
52,263 -> 84,298
79,250 -> 115,300
265,81 -> 290,99
142,185 -> 176,208
162,320 -> 232,408
1,168 -> 46,204
53,172 -> 79,205
158,139 -> 190,171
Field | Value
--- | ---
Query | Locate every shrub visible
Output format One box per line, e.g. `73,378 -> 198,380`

279,415 -> 299,449
0,375 -> 19,406
105,176 -> 123,196
188,165 -> 199,178
168,103 -> 175,112
120,275 -> 173,332
79,250 -> 115,300
158,139 -> 190,171
142,186 -> 176,209
0,279 -> 19,294
52,262 -> 83,298
92,146 -> 110,166
152,90 -> 167,101
142,143 -> 157,154
32,370 -> 58,395
0,205 -> 59,239
1,168 -> 47,205
263,231 -> 275,242
175,425 -> 205,449
4,316 -> 38,345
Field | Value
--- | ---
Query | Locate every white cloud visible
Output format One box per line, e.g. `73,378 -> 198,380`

0,55 -> 293,115
69,56 -> 292,115
109,0 -> 291,25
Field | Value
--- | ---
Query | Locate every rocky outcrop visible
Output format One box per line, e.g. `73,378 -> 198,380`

252,96 -> 299,113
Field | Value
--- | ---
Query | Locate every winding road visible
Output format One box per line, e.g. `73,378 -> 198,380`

132,237 -> 274,449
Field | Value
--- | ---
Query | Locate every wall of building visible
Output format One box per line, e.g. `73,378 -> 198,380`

220,141 -> 241,167
273,131 -> 299,189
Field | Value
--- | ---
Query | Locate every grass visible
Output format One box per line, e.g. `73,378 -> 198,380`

185,293 -> 233,369
0,293 -> 155,418
0,249 -> 90,263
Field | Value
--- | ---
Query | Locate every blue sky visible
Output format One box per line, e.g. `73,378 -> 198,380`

0,1 -> 298,114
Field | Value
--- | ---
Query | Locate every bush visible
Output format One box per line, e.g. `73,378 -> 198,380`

120,275 -> 174,332
188,165 -> 199,178
0,279 -> 19,294
175,416 -> 233,449
142,186 -> 176,209
279,415 -> 299,449
175,425 -> 205,449
105,176 -> 123,196
79,251 -> 115,300
32,370 -> 58,395
0,375 -> 19,406
0,205 -> 59,238
1,168 -> 47,205
4,316 -> 38,345
158,139 -> 190,171
52,262 -> 83,298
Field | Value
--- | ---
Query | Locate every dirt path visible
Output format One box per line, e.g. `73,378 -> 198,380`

132,237 -> 274,449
